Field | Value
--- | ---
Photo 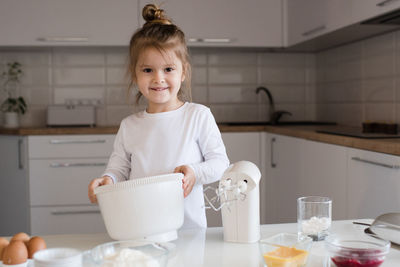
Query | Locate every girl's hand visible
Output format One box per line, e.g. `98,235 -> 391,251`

174,165 -> 196,198
88,176 -> 113,203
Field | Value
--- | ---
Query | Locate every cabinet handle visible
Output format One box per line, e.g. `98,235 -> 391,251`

351,157 -> 400,169
37,37 -> 89,42
302,25 -> 326,37
51,210 -> 100,215
188,38 -> 233,43
271,137 -> 277,168
377,0 -> 400,7
50,139 -> 106,144
18,138 -> 24,170
50,162 -> 106,168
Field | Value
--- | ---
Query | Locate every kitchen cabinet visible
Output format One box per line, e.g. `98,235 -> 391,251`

0,136 -> 29,236
265,133 -> 303,223
139,0 -> 283,47
0,0 -> 139,46
352,0 -> 400,24
265,133 -> 347,223
347,148 -> 400,219
284,0 -> 351,46
205,132 -> 262,227
299,140 -> 347,220
0,134 -> 115,236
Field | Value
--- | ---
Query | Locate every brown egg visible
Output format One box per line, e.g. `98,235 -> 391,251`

0,237 -> 9,259
2,240 -> 28,265
2,245 -> 8,262
27,236 -> 46,259
11,232 -> 30,245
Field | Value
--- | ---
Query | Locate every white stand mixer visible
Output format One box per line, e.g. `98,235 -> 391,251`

204,161 -> 261,243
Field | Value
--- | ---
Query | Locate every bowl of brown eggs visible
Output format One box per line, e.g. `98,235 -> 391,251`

0,232 -> 47,266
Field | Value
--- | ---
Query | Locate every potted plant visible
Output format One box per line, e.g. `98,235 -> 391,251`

0,62 -> 26,128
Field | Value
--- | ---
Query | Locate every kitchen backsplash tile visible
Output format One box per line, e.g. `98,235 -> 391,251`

267,84 -> 305,104
191,85 -> 207,104
365,103 -> 395,122
209,85 -> 257,104
106,86 -> 134,105
208,66 -> 257,84
106,66 -> 127,85
53,67 -> 105,85
8,29 -> 400,127
316,103 -> 363,126
0,50 -> 50,66
259,67 -> 305,84
363,78 -> 395,102
105,48 -> 128,66
363,33 -> 395,57
189,50 -> 207,65
20,67 -> 50,85
208,52 -> 257,66
24,86 -> 51,106
52,48 -> 105,66
53,87 -> 105,105
106,105 -> 135,126
259,53 -> 307,68
209,104 -> 260,122
363,54 -> 395,79
315,28 -> 400,126
192,67 -> 207,84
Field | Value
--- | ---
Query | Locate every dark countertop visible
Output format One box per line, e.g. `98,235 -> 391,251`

1,124 -> 400,156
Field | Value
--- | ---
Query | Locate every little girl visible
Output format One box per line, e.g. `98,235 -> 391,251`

88,4 -> 229,229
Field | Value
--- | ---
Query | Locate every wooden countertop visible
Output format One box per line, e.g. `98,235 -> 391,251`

1,124 -> 400,156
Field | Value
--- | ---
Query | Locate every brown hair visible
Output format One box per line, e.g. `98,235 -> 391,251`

128,4 -> 192,104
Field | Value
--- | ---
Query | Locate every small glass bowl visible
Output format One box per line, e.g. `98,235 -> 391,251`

259,233 -> 313,267
325,235 -> 390,267
83,240 -> 171,267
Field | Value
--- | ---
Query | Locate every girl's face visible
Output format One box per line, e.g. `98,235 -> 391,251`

135,47 -> 185,113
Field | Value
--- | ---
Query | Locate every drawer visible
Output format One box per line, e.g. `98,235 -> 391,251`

29,158 -> 108,205
30,206 -> 106,235
28,135 -> 115,158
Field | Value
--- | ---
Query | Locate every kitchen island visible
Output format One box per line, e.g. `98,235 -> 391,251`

38,220 -> 400,266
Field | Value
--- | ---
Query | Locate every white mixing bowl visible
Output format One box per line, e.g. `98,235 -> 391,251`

94,173 -> 184,242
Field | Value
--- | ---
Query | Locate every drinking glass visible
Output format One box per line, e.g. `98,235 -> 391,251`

297,196 -> 332,241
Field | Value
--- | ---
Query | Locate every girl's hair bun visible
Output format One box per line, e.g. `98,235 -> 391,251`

142,4 -> 171,25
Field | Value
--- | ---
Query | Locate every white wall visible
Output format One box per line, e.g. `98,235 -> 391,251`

0,48 -> 315,126
315,30 -> 400,126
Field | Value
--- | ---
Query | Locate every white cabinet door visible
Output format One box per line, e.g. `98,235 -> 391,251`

265,134 -> 348,223
300,140 -> 348,220
139,0 -> 283,47
206,132 -> 262,227
347,148 -> 400,219
285,0 -> 326,46
265,133 -> 303,223
29,158 -> 109,206
0,0 -> 139,46
0,136 -> 30,236
352,0 -> 400,23
30,206 -> 106,235
284,0 -> 351,46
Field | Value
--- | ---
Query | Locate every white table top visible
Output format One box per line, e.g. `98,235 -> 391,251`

40,220 -> 400,267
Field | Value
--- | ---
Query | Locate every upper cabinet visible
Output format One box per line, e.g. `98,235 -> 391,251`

141,0 -> 283,47
284,0 -> 352,46
0,0 -> 139,46
352,0 -> 400,23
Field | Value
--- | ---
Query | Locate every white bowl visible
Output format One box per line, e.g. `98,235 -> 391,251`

94,173 -> 184,242
33,248 -> 82,267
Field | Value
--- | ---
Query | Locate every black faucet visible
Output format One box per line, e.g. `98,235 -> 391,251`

255,86 -> 292,125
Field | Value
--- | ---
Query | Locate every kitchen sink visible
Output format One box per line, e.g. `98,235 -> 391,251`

221,121 -> 337,126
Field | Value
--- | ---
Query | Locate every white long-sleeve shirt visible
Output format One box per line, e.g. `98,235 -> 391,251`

103,102 -> 230,229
